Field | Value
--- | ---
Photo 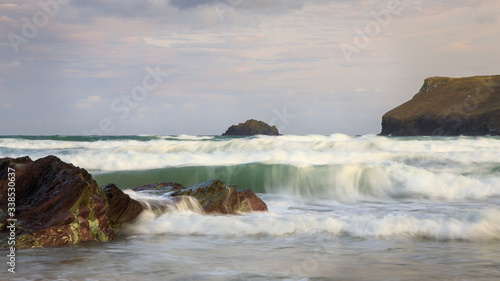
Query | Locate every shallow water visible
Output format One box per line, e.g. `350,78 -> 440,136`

10,193 -> 500,280
2,135 -> 500,280
13,195 -> 500,280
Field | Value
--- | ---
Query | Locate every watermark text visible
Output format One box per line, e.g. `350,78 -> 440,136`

6,167 -> 16,274
7,0 -> 70,54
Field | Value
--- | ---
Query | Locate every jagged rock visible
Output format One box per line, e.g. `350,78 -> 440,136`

222,119 -> 279,136
132,182 -> 185,193
102,183 -> 144,229
0,156 -> 269,249
133,179 -> 268,214
0,156 -> 116,248
381,75 -> 500,136
0,156 -> 147,248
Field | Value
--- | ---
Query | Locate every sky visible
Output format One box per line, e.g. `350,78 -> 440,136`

0,0 -> 499,135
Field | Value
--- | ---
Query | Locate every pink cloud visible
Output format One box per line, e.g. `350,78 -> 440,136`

442,39 -> 476,52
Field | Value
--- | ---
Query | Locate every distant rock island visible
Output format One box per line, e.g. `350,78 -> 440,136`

381,75 -> 500,136
222,119 -> 279,136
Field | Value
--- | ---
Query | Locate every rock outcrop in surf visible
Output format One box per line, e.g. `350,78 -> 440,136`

381,75 -> 500,136
0,156 -> 116,248
132,179 -> 268,214
0,156 -> 268,248
222,119 -> 279,136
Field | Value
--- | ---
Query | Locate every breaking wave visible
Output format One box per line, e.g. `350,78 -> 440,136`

127,203 -> 500,241
2,134 -> 500,202
3,134 -> 500,242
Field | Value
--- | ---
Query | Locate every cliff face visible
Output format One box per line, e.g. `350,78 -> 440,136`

222,119 -> 279,136
381,75 -> 500,136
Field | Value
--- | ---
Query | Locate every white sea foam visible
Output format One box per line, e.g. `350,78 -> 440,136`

7,135 -> 500,279
2,134 -> 500,170
2,135 -> 500,201
124,190 -> 205,214
127,200 -> 500,241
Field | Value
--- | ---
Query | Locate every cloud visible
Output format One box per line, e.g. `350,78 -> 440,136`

0,3 -> 18,10
0,0 -> 499,135
355,88 -> 368,93
143,33 -> 224,48
169,0 -> 307,12
162,104 -> 175,110
169,0 -> 217,10
0,15 -> 16,23
71,95 -> 104,108
61,69 -> 116,79
68,0 -> 325,23
137,105 -> 153,112
179,102 -> 199,112
0,60 -> 21,71
87,96 -> 103,102
70,0 -> 154,18
442,39 -> 477,52
474,11 -> 497,24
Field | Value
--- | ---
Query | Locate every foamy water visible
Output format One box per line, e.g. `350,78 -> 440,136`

2,135 -> 500,280
2,134 -> 500,170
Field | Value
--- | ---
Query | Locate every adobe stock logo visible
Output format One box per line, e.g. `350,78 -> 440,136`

7,0 -> 70,54
341,0 -> 403,63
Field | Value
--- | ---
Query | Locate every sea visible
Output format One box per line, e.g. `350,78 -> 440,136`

1,134 -> 500,281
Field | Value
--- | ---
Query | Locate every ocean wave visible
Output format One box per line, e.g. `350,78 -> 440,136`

127,202 -> 500,241
93,163 -> 500,201
3,134 -> 500,201
2,134 -> 500,171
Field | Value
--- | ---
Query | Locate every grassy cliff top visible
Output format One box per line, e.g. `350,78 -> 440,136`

383,75 -> 500,121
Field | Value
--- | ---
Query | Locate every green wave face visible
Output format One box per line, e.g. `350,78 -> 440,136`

3,134 -> 500,202
93,162 -> 500,202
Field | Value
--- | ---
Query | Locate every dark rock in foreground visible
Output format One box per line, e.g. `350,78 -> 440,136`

132,179 -> 268,214
0,156 -> 120,248
0,156 -> 268,248
222,119 -> 279,136
102,183 -> 145,229
381,75 -> 500,136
